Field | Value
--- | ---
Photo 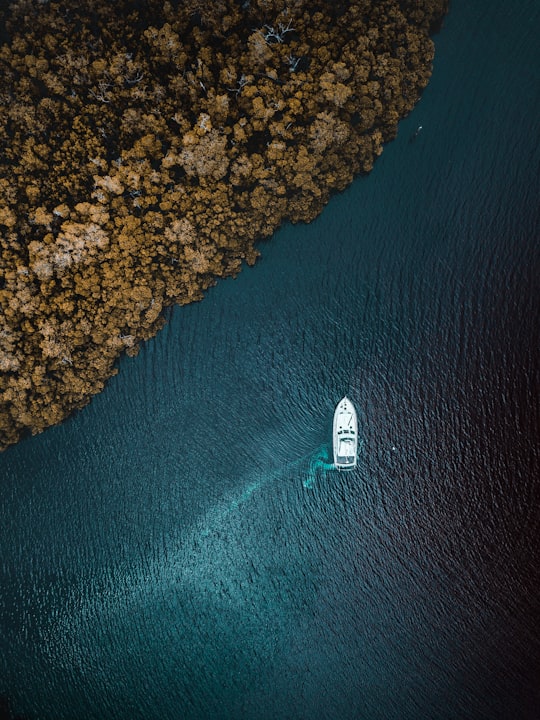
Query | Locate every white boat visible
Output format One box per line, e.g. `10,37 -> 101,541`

333,396 -> 358,470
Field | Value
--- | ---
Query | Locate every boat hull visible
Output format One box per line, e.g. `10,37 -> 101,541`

333,397 -> 358,470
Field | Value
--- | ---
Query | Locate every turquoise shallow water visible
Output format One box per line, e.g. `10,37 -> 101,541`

1,1 -> 539,718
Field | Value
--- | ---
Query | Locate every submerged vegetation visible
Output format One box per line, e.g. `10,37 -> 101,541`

0,0 -> 447,450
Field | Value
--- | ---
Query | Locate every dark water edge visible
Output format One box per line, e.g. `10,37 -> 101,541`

1,0 -> 539,718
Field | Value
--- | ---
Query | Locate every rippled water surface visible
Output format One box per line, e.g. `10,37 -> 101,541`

1,1 -> 539,718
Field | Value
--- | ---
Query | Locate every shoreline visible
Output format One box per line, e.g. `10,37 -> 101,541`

0,0 -> 448,451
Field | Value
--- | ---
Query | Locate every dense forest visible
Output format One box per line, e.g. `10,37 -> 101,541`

0,0 -> 448,450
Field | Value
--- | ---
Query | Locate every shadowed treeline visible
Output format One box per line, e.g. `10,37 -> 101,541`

0,0 -> 448,451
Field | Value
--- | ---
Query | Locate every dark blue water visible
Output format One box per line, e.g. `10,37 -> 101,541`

1,1 -> 539,718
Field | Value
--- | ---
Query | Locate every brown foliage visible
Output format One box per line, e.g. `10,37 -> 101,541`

0,0 -> 447,450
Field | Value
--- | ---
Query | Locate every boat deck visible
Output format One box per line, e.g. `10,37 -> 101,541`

333,397 -> 358,469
